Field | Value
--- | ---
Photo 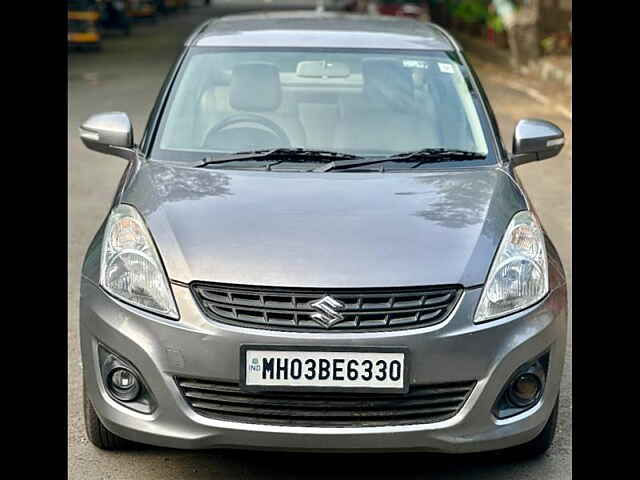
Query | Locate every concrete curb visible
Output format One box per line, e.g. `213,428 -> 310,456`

521,59 -> 572,88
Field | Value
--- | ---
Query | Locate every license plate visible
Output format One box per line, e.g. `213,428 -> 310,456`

241,346 -> 409,393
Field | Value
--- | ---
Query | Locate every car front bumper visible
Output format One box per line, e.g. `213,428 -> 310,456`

79,277 -> 567,453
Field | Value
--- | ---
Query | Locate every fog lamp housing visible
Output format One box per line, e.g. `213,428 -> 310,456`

493,351 -> 549,419
98,345 -> 156,414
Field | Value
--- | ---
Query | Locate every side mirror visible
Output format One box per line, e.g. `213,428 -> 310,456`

511,118 -> 564,167
80,112 -> 135,161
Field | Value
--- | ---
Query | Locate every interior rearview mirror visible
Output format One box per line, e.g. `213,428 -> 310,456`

511,118 -> 564,167
296,60 -> 350,78
80,112 -> 135,161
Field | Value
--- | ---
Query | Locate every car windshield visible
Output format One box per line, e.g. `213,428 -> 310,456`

152,47 -> 494,168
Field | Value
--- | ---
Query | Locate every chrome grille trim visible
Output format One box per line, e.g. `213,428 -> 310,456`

190,283 -> 463,332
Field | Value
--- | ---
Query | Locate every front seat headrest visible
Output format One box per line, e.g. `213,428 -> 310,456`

362,59 -> 414,112
230,62 -> 282,112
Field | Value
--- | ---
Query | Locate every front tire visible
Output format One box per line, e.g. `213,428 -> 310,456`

506,396 -> 559,459
83,384 -> 132,450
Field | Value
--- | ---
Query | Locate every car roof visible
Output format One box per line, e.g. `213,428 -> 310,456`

188,11 -> 458,51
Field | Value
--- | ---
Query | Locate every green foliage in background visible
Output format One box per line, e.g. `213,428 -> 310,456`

453,0 -> 490,23
487,13 -> 505,32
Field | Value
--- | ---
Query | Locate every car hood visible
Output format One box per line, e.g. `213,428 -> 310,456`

122,162 -> 527,288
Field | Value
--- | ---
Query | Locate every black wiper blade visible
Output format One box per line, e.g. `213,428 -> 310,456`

318,148 -> 487,172
194,148 -> 359,168
388,148 -> 487,161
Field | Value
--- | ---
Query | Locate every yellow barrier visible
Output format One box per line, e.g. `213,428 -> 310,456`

68,32 -> 100,43
130,5 -> 156,17
68,11 -> 100,21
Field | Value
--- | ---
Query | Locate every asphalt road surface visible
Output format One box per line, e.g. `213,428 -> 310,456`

68,2 -> 572,478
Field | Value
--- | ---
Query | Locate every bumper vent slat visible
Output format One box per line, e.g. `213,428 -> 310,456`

191,283 -> 462,332
176,378 -> 475,427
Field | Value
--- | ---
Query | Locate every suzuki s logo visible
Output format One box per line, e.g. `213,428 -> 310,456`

309,296 -> 346,328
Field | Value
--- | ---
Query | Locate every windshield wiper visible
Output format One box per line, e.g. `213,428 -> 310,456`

318,148 -> 487,172
194,148 -> 360,168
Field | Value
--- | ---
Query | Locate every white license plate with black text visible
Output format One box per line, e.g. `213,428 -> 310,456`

241,346 -> 409,393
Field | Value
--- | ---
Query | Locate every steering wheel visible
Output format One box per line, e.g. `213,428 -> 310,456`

203,113 -> 291,148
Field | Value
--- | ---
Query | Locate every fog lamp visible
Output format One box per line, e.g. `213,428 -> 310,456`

507,373 -> 542,407
107,367 -> 140,401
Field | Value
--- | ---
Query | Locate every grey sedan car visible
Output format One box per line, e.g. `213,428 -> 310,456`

78,11 -> 567,457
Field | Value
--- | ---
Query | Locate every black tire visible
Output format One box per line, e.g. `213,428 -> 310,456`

506,396 -> 559,459
83,384 -> 132,450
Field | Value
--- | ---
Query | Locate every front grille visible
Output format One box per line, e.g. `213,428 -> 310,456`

176,377 -> 476,427
191,283 -> 462,332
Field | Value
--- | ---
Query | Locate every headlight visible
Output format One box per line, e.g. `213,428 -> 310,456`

100,204 -> 179,319
474,211 -> 548,323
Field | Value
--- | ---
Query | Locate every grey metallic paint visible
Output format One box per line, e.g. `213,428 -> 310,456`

111,163 -> 527,288
80,112 -> 136,161
193,12 -> 454,51
512,118 -> 565,165
79,251 -> 566,451
79,13 -> 568,453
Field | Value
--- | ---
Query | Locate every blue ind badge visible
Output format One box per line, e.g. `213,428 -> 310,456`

249,357 -> 261,372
